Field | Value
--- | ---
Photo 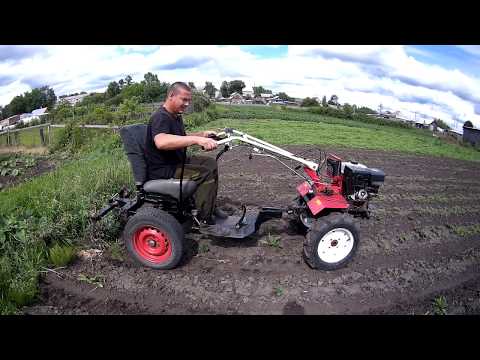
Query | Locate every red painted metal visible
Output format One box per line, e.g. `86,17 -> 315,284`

297,181 -> 311,197
297,157 -> 350,216
307,193 -> 349,215
133,226 -> 172,263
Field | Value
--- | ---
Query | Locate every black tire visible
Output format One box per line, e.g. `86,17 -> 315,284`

303,212 -> 359,271
123,206 -> 184,270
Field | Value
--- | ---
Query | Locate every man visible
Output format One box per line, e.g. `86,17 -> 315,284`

145,81 -> 226,224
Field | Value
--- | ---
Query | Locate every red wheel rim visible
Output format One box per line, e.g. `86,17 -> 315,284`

133,226 -> 172,264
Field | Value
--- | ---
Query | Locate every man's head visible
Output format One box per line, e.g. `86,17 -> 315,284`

164,82 -> 192,114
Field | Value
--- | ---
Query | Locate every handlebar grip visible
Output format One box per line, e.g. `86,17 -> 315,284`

207,133 -> 222,141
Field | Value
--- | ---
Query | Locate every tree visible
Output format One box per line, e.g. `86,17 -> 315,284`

0,106 -> 3,120
434,118 -> 450,130
220,81 -> 229,98
188,82 -> 196,89
357,106 -> 375,114
121,83 -> 144,100
141,72 -> 169,102
343,103 -> 353,118
118,79 -> 125,89
328,94 -> 339,105
229,80 -> 246,94
191,91 -> 211,112
464,120 -> 473,128
322,96 -> 327,107
125,75 -> 133,86
106,81 -> 121,98
204,82 -> 217,98
253,86 -> 272,97
118,96 -> 141,115
6,95 -> 27,116
80,93 -> 106,106
143,72 -> 159,86
44,86 -> 57,109
301,97 -> 319,107
277,92 -> 293,101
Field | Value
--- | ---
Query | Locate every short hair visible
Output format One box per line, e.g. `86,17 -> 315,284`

167,82 -> 192,97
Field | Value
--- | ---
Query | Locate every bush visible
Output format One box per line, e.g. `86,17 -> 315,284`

48,244 -> 77,267
191,91 -> 211,113
301,97 -> 319,107
49,121 -> 86,153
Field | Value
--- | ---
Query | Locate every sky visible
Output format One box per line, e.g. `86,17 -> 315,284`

0,45 -> 479,131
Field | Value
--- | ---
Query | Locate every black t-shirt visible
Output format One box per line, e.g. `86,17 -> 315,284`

145,107 -> 186,179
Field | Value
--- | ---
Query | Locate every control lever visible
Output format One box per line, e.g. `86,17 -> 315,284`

235,205 -> 247,229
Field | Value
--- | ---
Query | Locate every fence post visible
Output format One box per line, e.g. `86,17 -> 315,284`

39,127 -> 45,146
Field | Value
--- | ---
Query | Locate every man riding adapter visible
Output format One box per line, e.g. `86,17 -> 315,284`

144,81 -> 227,224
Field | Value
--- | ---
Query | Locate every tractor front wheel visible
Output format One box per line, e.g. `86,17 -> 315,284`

303,212 -> 359,271
123,207 -> 184,270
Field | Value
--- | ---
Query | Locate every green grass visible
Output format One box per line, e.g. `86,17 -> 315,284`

196,118 -> 480,162
0,136 -> 131,313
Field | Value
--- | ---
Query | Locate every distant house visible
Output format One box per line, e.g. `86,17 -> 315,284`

229,92 -> 245,104
0,114 -> 20,130
0,119 -> 10,131
56,93 -> 89,107
463,124 -> 480,146
252,96 -> 267,105
416,119 -> 446,132
20,107 -> 48,125
260,93 -> 273,100
242,89 -> 254,99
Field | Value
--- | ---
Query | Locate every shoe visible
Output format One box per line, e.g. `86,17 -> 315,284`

214,207 -> 229,219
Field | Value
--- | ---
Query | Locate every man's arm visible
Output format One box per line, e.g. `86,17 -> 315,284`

154,133 -> 217,151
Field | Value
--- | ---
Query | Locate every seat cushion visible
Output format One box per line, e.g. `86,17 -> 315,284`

143,179 -> 198,201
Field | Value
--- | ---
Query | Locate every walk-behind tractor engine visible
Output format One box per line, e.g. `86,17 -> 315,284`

94,127 -> 385,271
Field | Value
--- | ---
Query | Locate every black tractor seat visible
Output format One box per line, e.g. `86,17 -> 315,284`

143,179 -> 198,201
119,124 -> 199,202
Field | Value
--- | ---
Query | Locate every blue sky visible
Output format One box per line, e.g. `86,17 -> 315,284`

0,45 -> 479,130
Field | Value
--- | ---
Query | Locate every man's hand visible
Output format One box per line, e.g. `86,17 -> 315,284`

197,137 -> 218,151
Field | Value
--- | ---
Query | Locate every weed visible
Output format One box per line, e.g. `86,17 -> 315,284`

452,224 -> 480,237
261,233 -> 283,249
107,241 -> 124,261
77,273 -> 105,288
199,243 -> 210,253
432,296 -> 448,315
274,286 -> 284,297
48,244 -> 77,267
6,277 -> 38,307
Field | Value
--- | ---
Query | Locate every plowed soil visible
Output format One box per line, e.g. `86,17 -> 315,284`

22,146 -> 480,315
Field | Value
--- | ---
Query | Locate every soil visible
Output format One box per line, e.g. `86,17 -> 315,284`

21,146 -> 480,315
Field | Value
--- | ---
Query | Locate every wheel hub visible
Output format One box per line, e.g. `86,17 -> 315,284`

317,228 -> 354,264
148,239 -> 157,248
133,226 -> 172,263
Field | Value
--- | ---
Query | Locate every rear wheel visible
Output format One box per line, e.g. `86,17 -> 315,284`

303,212 -> 359,271
123,206 -> 184,269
